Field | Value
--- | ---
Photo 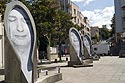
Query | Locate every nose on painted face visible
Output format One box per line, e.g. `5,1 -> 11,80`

16,19 -> 24,32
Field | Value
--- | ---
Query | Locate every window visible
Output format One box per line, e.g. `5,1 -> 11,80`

78,19 -> 79,23
87,28 -> 89,31
74,9 -> 76,15
74,18 -> 76,22
77,11 -> 79,16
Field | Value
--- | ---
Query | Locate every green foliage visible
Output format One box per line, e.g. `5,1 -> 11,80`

54,10 -> 73,44
110,14 -> 115,36
73,24 -> 81,30
28,0 -> 59,36
91,32 -> 100,43
95,33 -> 99,42
0,0 -> 6,21
100,14 -> 115,40
100,27 -> 110,40
25,0 -> 74,46
24,0 -> 59,46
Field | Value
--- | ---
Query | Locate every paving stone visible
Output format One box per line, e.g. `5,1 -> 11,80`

56,56 -> 125,83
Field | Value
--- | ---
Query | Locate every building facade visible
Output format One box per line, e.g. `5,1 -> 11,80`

59,0 -> 71,13
83,17 -> 91,36
114,0 -> 125,33
71,2 -> 80,25
70,1 -> 91,36
114,0 -> 125,57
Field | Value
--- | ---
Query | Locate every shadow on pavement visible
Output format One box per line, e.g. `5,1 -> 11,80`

0,81 -> 5,83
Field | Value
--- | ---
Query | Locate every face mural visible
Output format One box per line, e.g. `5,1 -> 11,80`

4,1 -> 36,83
8,9 -> 31,54
69,28 -> 82,62
7,8 -> 33,83
70,32 -> 80,57
83,35 -> 91,56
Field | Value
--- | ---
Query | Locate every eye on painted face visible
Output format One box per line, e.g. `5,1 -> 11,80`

8,9 -> 31,46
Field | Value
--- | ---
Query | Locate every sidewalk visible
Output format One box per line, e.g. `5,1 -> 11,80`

56,56 -> 125,83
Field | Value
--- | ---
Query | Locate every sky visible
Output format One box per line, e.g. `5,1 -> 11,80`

71,0 -> 115,29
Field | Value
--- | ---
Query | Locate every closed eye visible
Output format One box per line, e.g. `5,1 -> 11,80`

8,16 -> 17,22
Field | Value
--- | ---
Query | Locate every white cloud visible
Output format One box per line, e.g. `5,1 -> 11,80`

81,6 -> 114,29
71,0 -> 95,6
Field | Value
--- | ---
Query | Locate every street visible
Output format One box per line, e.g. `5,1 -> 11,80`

57,56 -> 125,83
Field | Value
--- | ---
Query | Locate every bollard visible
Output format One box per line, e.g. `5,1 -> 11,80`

58,66 -> 60,73
37,70 -> 39,78
55,59 -> 57,63
41,70 -> 48,76
66,57 -> 68,61
37,69 -> 41,78
46,70 -> 48,75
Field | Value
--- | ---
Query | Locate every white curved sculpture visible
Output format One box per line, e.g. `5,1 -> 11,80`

69,28 -> 83,64
4,1 -> 36,83
8,9 -> 32,83
83,35 -> 92,57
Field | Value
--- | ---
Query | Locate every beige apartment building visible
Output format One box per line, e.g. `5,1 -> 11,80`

81,17 -> 91,36
71,2 -> 80,26
71,1 -> 91,36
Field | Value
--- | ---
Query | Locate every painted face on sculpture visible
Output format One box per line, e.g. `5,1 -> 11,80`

70,32 -> 80,55
8,9 -> 31,46
84,36 -> 91,56
8,9 -> 32,83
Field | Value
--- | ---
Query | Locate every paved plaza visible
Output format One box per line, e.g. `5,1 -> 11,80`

56,56 -> 125,83
1,56 -> 125,83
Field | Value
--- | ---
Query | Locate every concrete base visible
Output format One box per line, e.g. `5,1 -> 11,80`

73,64 -> 93,68
83,59 -> 93,65
35,73 -> 62,83
68,59 -> 93,67
93,55 -> 100,61
68,61 -> 82,67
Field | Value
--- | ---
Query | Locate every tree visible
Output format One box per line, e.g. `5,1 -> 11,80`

0,0 -> 6,21
100,26 -> 110,40
25,0 -> 74,47
110,14 -> 115,37
54,10 -> 73,61
25,0 -> 60,46
54,10 -> 73,45
95,33 -> 99,42
24,0 -> 74,61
